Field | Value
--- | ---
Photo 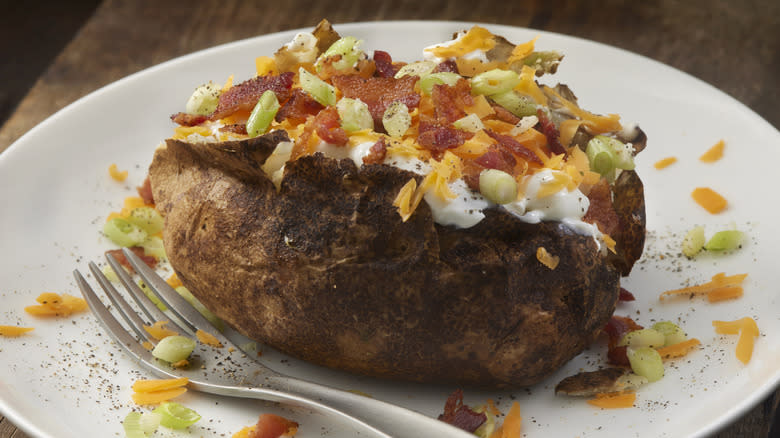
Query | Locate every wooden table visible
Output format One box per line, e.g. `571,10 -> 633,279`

1,0 -> 777,436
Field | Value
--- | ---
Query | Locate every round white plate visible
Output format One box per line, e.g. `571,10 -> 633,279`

1,21 -> 778,438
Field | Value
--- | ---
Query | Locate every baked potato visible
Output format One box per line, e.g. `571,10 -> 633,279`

148,22 -> 647,388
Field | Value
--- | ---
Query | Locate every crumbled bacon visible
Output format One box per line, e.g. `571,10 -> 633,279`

484,129 -> 543,165
136,176 -> 154,205
248,413 -> 298,438
313,106 -> 348,146
491,105 -> 521,125
275,88 -> 324,125
432,79 -> 473,123
474,146 -> 517,174
373,50 -> 397,78
210,72 -> 294,120
461,158 -> 485,192
331,75 -> 420,124
604,315 -> 643,366
170,112 -> 207,126
437,389 -> 487,433
362,137 -> 387,165
219,124 -> 248,135
582,178 -> 620,237
432,59 -> 459,74
106,247 -> 158,274
536,108 -> 566,155
619,287 -> 636,302
417,121 -> 473,153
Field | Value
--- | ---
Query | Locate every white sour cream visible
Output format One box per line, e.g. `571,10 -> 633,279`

422,31 -> 490,63
424,179 -> 491,228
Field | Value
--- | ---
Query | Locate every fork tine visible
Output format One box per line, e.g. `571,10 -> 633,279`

121,248 -> 223,337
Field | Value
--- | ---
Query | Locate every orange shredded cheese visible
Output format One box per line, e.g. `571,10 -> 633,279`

558,119 -> 582,148
173,125 -> 213,140
132,377 -> 189,393
131,377 -> 189,405
196,329 -> 223,348
602,233 -> 617,254
653,156 -> 677,170
587,392 -> 636,409
656,338 -> 701,360
713,317 -> 759,364
108,163 -> 128,182
516,65 -> 548,105
143,320 -> 178,340
166,273 -> 183,289
659,272 -> 747,301
706,286 -> 744,302
425,26 -> 496,59
231,426 -> 255,438
536,247 -> 559,270
0,325 -> 34,337
221,74 -> 234,93
255,56 -> 276,76
24,293 -> 88,317
464,94 -> 495,118
691,187 -> 728,214
699,139 -> 725,163
543,85 -> 621,134
392,178 -> 421,222
131,386 -> 187,405
488,401 -> 522,438
507,36 -> 539,64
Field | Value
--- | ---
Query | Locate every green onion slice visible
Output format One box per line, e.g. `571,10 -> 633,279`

490,91 -> 537,118
336,98 -> 373,132
122,412 -> 147,438
382,101 -> 411,138
470,69 -> 521,96
704,230 -> 744,251
682,226 -> 706,257
452,113 -> 484,133
316,36 -> 363,71
419,72 -> 461,95
153,402 -> 202,429
139,280 -> 167,312
627,346 -> 664,382
126,207 -> 164,235
103,218 -> 148,248
298,67 -> 336,107
247,90 -> 280,137
184,82 -> 221,116
152,335 -> 195,363
618,328 -> 666,349
394,61 -> 436,79
175,286 -> 224,331
479,169 -> 518,205
651,321 -> 688,346
140,235 -> 166,260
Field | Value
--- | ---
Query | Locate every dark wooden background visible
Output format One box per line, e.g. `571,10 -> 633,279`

1,0 -> 777,436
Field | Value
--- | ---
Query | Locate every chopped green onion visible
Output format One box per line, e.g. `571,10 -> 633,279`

617,328 -> 666,349
382,101 -> 411,138
152,335 -> 196,363
394,61 -> 436,79
472,404 -> 497,438
336,98 -> 373,132
586,135 -> 635,180
452,113 -> 484,133
419,72 -> 461,95
490,91 -> 537,118
102,265 -> 121,283
104,218 -> 148,247
521,50 -> 564,74
316,36 -> 363,71
139,280 -> 167,312
651,321 -> 688,346
615,372 -> 649,390
184,81 -> 221,116
175,286 -> 223,331
247,90 -> 280,137
140,235 -> 166,260
682,226 -> 706,257
138,412 -> 162,435
153,402 -> 201,429
704,230 -> 744,251
298,67 -> 336,107
470,69 -> 521,96
479,169 -> 518,205
122,412 -> 147,438
627,346 -> 664,382
126,207 -> 164,235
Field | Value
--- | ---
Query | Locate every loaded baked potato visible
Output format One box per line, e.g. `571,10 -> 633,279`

148,20 -> 646,388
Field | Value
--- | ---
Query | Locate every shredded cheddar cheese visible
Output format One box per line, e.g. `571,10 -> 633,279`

587,392 -> 636,409
659,272 -> 747,301
131,377 -> 189,405
507,36 -> 539,64
196,329 -> 224,348
108,163 -> 128,182
426,26 -> 496,59
656,338 -> 701,360
536,247 -> 560,270
654,156 -> 677,169
392,178 -> 421,222
143,320 -> 178,340
691,187 -> 728,214
699,139 -> 725,163
24,293 -> 88,317
0,325 -> 34,337
713,317 -> 759,364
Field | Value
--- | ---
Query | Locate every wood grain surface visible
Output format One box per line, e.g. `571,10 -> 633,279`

1,0 -> 778,437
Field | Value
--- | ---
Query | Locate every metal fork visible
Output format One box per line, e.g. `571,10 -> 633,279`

73,248 -> 473,438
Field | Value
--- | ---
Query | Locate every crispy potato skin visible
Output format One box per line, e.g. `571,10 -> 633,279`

150,132 -> 631,388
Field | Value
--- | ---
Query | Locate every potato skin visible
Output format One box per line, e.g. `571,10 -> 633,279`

150,132 -> 630,388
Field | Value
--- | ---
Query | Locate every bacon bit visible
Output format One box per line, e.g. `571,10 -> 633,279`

490,104 -> 521,124
432,79 -> 473,123
700,139 -> 725,163
656,338 -> 701,360
618,287 -> 636,301
313,106 -> 348,146
24,293 -> 88,317
137,177 -> 154,205
275,88 -> 324,126
106,247 -> 158,273
713,317 -> 759,364
433,59 -> 459,73
659,272 -> 747,301
582,178 -> 620,237
604,315 -> 643,366
437,389 -> 487,433
170,112 -> 208,126
484,129 -> 543,166
587,392 -> 636,409
248,414 -> 299,438
108,163 -> 128,182
654,156 -> 677,169
536,108 -> 566,155
362,137 -> 388,165
536,247 -> 559,270
691,187 -> 728,214
219,124 -> 248,135
331,74 -> 420,124
474,146 -> 517,175
143,320 -> 178,340
373,50 -> 397,78
196,329 -> 224,348
210,72 -> 294,120
0,326 -> 34,337
418,121 -> 473,153
607,345 -> 630,367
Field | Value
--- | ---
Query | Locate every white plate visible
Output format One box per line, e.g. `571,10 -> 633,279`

1,21 -> 778,438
